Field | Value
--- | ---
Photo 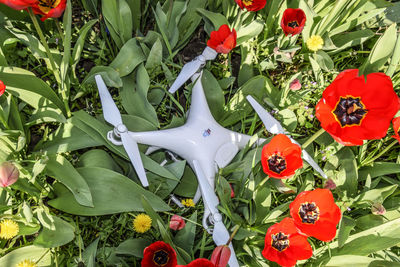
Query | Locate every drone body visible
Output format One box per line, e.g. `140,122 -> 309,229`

94,47 -> 327,267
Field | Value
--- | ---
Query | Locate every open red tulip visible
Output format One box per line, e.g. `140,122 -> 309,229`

0,80 -> 5,96
261,134 -> 303,179
141,241 -> 177,267
32,0 -> 67,21
235,0 -> 266,11
391,117 -> 400,143
0,0 -> 36,10
262,217 -> 313,267
289,188 -> 341,242
207,24 -> 237,54
281,8 -> 306,36
316,69 -> 400,146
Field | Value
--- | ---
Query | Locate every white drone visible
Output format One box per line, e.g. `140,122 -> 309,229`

95,46 -> 327,266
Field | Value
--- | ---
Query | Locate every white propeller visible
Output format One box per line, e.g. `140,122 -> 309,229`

246,95 -> 328,179
95,75 -> 149,187
169,47 -> 218,94
193,160 -> 239,267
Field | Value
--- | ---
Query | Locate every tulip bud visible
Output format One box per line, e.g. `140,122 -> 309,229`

0,162 -> 19,187
169,215 -> 186,231
371,203 -> 386,215
211,245 -> 231,267
289,79 -> 302,90
229,184 -> 235,198
324,178 -> 336,190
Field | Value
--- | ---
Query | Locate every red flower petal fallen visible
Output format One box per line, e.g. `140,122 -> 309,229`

169,215 -> 186,231
281,8 -> 306,36
391,117 -> 400,143
211,245 -> 231,267
235,0 -> 266,12
0,0 -> 36,10
141,241 -> 177,267
262,217 -> 313,267
316,69 -> 400,146
289,188 -> 342,242
207,24 -> 237,54
0,80 -> 5,96
261,134 -> 303,179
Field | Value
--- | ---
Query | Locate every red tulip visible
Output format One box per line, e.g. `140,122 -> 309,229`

235,0 -> 266,11
229,184 -> 235,198
207,24 -> 237,54
262,217 -> 313,267
289,188 -> 341,242
391,117 -> 400,143
141,241 -> 177,267
0,162 -> 19,187
281,8 -> 306,36
211,245 -> 231,267
0,80 -> 5,96
169,215 -> 186,231
0,0 -> 36,10
315,69 -> 400,146
261,134 -> 303,179
32,0 -> 66,21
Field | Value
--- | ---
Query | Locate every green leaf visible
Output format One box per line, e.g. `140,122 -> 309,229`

116,238 -> 152,258
202,69 -> 225,122
141,195 -> 165,231
34,214 -> 75,248
355,185 -> 398,204
77,149 -> 122,172
196,8 -> 229,30
0,245 -> 52,266
236,20 -> 264,46
72,19 -> 98,69
337,216 -> 356,248
0,67 -> 66,114
359,162 -> 400,180
336,147 -> 358,196
314,50 -> 334,71
324,255 -> 400,267
83,66 -> 123,88
145,38 -> 163,70
46,154 -> 93,207
82,237 -> 100,267
118,0 -> 133,44
360,23 -> 397,76
48,167 -> 170,215
110,38 -> 146,77
174,211 -> 197,254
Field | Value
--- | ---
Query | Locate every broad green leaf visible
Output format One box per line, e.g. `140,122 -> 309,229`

355,185 -> 398,204
202,69 -> 225,122
331,29 -> 374,52
145,38 -> 163,70
48,167 -> 170,215
337,216 -> 356,248
46,155 -> 93,207
83,66 -> 123,88
110,38 -> 146,77
77,149 -> 122,173
196,8 -> 229,30
116,238 -> 152,258
101,0 -> 122,47
359,162 -> 400,180
34,214 -> 75,248
0,245 -> 52,266
174,211 -> 197,255
72,19 -> 97,68
315,50 -> 334,71
323,255 -> 400,267
236,20 -> 264,45
336,147 -> 358,196
60,0 -> 72,93
0,67 -> 65,114
141,195 -> 165,231
118,0 -> 133,44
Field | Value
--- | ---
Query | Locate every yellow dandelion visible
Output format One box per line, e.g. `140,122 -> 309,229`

306,35 -> 324,52
181,198 -> 195,208
133,213 -> 152,233
16,259 -> 37,267
0,219 -> 19,239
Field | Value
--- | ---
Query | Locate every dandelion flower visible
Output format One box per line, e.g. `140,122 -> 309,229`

181,198 -> 195,207
16,259 -> 37,267
0,219 -> 19,239
306,35 -> 324,52
133,214 -> 152,233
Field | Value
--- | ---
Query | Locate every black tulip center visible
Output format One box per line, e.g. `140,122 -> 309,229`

153,250 -> 169,266
333,96 -> 367,127
299,202 -> 320,224
271,232 -> 290,252
288,21 -> 299,28
268,154 -> 287,174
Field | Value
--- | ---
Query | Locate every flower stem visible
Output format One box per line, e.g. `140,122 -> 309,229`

302,128 -> 325,149
55,19 -> 65,43
226,225 -> 240,246
27,8 -> 60,82
362,139 -> 398,166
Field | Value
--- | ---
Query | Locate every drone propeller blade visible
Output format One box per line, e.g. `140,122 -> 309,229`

246,96 -> 328,179
95,75 -> 149,187
95,75 -> 123,127
169,47 -> 218,94
121,132 -> 149,187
